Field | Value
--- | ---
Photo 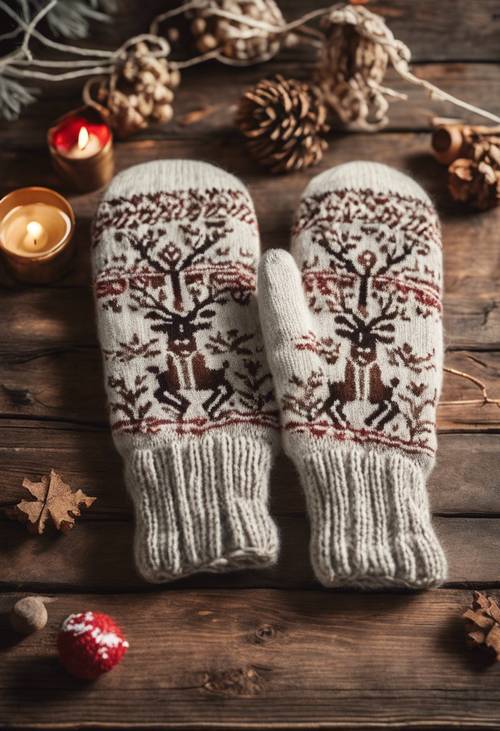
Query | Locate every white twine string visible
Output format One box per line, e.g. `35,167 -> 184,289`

319,3 -> 500,126
0,0 -> 171,83
1,0 -> 499,126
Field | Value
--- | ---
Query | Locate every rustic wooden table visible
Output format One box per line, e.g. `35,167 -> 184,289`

1,1 -> 500,728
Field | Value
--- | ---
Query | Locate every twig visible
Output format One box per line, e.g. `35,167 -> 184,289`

441,366 -> 500,408
0,1 -> 114,58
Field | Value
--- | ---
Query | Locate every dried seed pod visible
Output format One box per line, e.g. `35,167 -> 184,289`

448,158 -> 500,210
464,592 -> 500,659
432,122 -> 500,165
186,0 -> 286,64
236,75 -> 330,174
85,39 -> 180,139
10,596 -> 50,635
432,124 -> 467,165
315,5 -> 406,131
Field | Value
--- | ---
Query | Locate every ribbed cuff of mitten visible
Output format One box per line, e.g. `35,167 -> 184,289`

300,446 -> 447,589
124,434 -> 278,583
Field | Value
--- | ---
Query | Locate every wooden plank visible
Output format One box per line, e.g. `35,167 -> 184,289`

0,429 -> 499,516
2,62 -> 500,150
0,588 -> 499,729
1,134 -> 500,351
1,345 -> 499,429
440,350 -> 500,431
0,513 -> 498,590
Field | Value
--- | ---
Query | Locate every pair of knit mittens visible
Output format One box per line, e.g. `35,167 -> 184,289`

93,159 -> 447,589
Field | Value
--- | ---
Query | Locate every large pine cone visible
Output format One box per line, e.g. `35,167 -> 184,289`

187,0 -> 286,64
236,75 -> 329,174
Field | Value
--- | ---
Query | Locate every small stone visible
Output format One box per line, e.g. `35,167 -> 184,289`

10,596 -> 49,635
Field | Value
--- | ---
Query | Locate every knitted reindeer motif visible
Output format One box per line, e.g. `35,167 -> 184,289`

146,290 -> 234,418
93,160 -> 279,583
322,297 -> 400,430
259,161 -> 447,589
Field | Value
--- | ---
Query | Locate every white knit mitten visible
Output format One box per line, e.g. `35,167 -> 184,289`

259,161 -> 447,589
93,160 -> 279,582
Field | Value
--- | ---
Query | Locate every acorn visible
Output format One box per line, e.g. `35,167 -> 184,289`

10,596 -> 53,635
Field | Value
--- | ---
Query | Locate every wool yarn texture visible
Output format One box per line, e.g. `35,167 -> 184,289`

58,611 -> 129,680
259,161 -> 447,589
92,160 -> 279,582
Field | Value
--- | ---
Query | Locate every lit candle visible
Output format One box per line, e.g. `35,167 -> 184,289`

26,221 -> 46,250
0,188 -> 75,284
63,125 -> 103,160
48,106 -> 113,192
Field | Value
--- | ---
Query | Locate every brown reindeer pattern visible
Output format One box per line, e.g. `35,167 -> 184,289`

282,187 -> 442,458
93,188 -> 278,436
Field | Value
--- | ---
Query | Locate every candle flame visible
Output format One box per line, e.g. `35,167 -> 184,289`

78,125 -> 89,151
27,221 -> 43,243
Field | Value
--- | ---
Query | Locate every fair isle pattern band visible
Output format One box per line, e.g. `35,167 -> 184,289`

93,186 -> 279,438
293,187 -> 441,244
258,161 -> 447,589
283,183 -> 443,460
93,187 -> 258,242
92,161 -> 280,583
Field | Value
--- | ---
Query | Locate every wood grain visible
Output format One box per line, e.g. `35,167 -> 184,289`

1,430 -> 500,516
1,346 -> 500,428
1,1 -> 500,727
0,589 -> 498,729
2,134 -> 500,351
0,513 -> 498,591
2,62 -> 500,150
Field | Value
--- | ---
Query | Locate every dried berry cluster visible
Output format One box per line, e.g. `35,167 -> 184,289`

185,0 -> 286,63
95,41 -> 181,139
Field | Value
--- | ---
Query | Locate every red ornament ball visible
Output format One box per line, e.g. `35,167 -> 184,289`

57,611 -> 129,680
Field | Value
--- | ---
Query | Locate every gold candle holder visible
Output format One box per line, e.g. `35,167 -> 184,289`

0,187 -> 76,284
48,106 -> 114,192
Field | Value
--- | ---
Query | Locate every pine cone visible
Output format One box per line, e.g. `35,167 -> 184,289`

463,591 -> 500,660
186,0 -> 285,64
94,41 -> 180,139
236,75 -> 329,174
448,157 -> 500,210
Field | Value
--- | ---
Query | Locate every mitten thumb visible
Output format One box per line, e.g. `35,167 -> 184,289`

258,248 -> 317,396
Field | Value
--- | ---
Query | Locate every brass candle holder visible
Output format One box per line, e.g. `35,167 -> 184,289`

0,187 -> 76,284
48,106 -> 114,192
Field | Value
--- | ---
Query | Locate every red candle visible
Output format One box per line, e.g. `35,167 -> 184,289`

48,107 -> 114,192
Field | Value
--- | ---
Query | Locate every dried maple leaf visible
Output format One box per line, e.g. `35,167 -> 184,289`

6,470 -> 96,534
463,591 -> 500,660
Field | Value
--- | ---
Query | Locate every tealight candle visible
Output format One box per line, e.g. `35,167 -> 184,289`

48,106 -> 113,192
63,125 -> 103,160
0,188 -> 75,284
